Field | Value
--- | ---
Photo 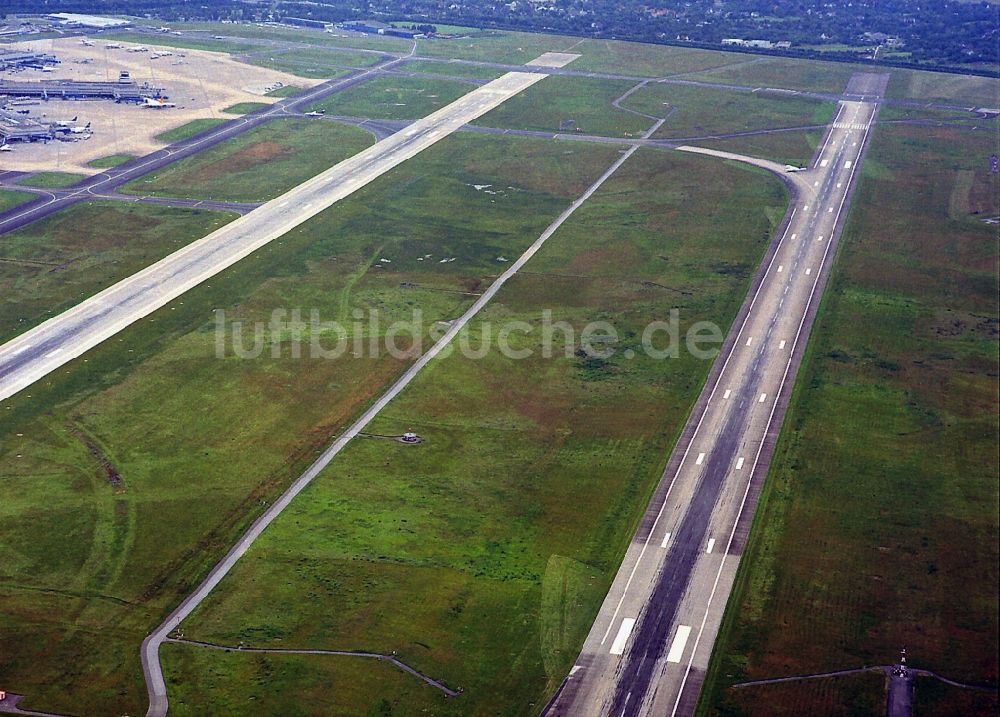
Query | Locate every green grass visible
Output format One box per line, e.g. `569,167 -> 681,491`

124,119 -> 373,202
99,31 -> 255,54
155,118 -> 228,143
696,129 -> 825,168
220,102 -> 269,115
15,172 -> 86,189
0,134 -> 629,717
246,46 -> 383,79
475,75 -> 653,136
699,124 -> 999,715
566,38 -> 751,77
265,84 -> 304,97
0,203 -> 237,343
87,153 -> 135,169
400,58 -> 506,79
170,147 -> 787,716
886,69 -> 1000,106
173,21 -> 414,53
686,57 -> 874,94
0,189 -> 36,213
622,83 -> 835,138
308,75 -> 473,120
708,672 -> 886,717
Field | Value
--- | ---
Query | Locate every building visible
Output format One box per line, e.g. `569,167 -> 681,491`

0,72 -> 164,103
0,108 -> 56,144
0,50 -> 59,70
46,13 -> 131,29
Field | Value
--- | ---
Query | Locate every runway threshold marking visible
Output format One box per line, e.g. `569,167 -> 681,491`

609,618 -> 637,656
779,340 -> 786,349
666,625 -> 692,663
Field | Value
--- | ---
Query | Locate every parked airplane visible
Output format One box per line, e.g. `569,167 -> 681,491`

785,165 -> 806,172
105,42 -> 122,49
142,97 -> 177,109
80,39 -> 95,46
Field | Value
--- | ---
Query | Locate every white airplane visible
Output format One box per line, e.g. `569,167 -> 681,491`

303,110 -> 325,117
0,145 -> 13,152
785,165 -> 806,173
142,97 -> 176,109
50,116 -> 79,127
127,46 -> 148,53
68,122 -> 92,134
105,42 -> 122,49
80,39 -> 95,46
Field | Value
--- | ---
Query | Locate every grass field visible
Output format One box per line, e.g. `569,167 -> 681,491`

123,119 -> 373,202
0,189 -> 36,213
245,46 -> 383,79
163,147 -> 788,716
173,21 -> 414,54
0,202 -> 236,343
622,82 -> 834,139
715,673 -> 886,717
698,124 -> 999,715
886,69 -> 1000,106
266,84 -> 305,97
696,128 -> 825,168
475,76 -> 652,136
221,102 -> 269,115
0,135 -> 630,716
87,153 -> 136,169
15,171 -> 86,189
99,31 -> 255,55
155,118 -> 228,143
401,58 -> 506,80
308,75 -> 474,120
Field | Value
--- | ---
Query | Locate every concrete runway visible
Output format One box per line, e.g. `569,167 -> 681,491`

0,70 -> 544,403
541,72 -> 888,717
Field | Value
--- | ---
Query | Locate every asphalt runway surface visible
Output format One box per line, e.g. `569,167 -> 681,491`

0,70 -> 545,404
541,72 -> 888,717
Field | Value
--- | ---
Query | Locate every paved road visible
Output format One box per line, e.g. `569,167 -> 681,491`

0,71 -> 545,404
541,72 -> 888,717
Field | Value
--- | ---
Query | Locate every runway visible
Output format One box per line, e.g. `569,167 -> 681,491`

0,70 -> 545,403
541,72 -> 888,717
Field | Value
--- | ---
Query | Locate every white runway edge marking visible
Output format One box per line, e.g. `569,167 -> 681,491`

706,538 -> 716,554
661,531 -> 672,548
735,456 -> 745,470
666,625 -> 692,663
723,389 -> 731,399
696,452 -> 706,465
609,618 -> 637,656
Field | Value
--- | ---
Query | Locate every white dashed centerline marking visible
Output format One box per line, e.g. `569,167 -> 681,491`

666,625 -> 692,663
609,618 -> 637,656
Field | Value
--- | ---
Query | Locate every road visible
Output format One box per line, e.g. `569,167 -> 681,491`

541,71 -> 888,717
0,70 -> 546,404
